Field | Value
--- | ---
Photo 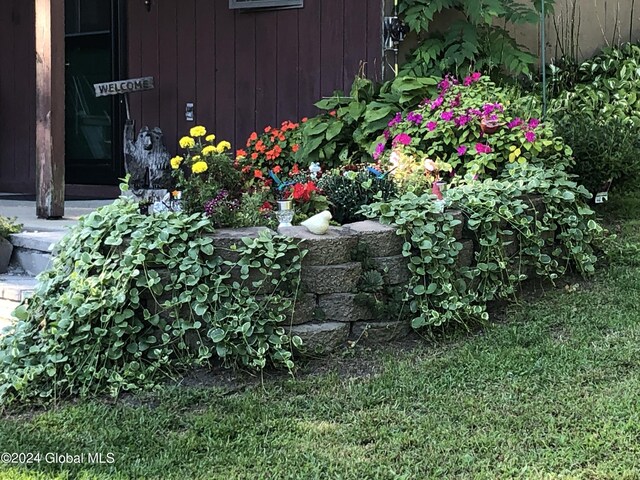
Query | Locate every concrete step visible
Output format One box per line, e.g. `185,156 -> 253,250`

9,231 -> 64,276
0,299 -> 20,334
0,274 -> 38,302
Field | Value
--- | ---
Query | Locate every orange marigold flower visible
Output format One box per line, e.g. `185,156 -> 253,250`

329,110 -> 337,117
302,117 -> 308,123
290,164 -> 300,175
254,169 -> 264,179
278,134 -> 285,142
241,165 -> 251,174
251,152 -> 259,160
273,165 -> 282,174
249,132 -> 258,141
255,140 -> 266,153
264,126 -> 272,133
292,144 -> 300,153
236,149 -> 247,159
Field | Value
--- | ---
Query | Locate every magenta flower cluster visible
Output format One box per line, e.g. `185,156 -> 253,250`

374,72 -> 545,177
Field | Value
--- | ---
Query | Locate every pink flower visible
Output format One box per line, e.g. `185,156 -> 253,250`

455,115 -> 471,127
430,96 -> 444,110
383,129 -> 391,140
528,118 -> 540,129
457,145 -> 467,156
463,76 -> 473,87
388,112 -> 402,127
426,121 -> 438,132
441,110 -> 454,121
471,72 -> 482,82
475,143 -> 492,154
393,133 -> 412,146
525,131 -> 537,143
373,142 -> 386,160
450,94 -> 461,108
508,118 -> 523,129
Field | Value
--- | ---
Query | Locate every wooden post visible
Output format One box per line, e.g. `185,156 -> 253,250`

35,0 -> 65,219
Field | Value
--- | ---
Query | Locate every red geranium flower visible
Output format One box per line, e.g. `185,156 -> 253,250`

254,169 -> 264,179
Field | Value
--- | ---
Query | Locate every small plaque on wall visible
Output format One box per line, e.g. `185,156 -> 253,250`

229,0 -> 303,10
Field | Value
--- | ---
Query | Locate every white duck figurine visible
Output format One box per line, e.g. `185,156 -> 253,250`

301,210 -> 332,235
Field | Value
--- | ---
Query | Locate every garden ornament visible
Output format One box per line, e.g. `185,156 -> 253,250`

301,210 -> 332,235
124,120 -> 172,190
309,162 -> 322,179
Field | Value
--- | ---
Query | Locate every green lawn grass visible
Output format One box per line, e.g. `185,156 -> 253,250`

1,198 -> 639,479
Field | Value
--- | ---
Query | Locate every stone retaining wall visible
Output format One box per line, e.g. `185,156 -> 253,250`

150,197 -> 549,354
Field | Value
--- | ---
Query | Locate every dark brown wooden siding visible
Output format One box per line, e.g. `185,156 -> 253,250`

0,1 -> 36,193
127,0 -> 383,154
0,0 -> 382,193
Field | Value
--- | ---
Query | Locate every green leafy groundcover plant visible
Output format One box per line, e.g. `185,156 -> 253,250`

0,198 -> 305,406
364,164 -> 604,329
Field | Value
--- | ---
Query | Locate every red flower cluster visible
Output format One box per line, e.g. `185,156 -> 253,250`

287,181 -> 318,202
237,119 -> 303,183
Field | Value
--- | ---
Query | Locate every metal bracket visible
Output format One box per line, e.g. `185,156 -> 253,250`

384,16 -> 408,51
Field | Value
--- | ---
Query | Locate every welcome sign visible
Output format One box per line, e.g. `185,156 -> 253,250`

94,77 -> 154,97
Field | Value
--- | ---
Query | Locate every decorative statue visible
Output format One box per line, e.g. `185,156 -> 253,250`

123,120 -> 172,190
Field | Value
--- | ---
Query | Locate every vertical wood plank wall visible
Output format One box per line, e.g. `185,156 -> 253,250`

0,0 -> 382,193
0,1 -> 36,193
128,0 -> 383,154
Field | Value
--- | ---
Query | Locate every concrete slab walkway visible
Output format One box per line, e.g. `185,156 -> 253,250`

0,194 -> 115,233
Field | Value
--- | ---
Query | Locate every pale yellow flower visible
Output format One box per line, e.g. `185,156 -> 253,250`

191,155 -> 201,162
190,126 -> 207,138
206,134 -> 216,143
216,140 -> 231,153
170,156 -> 183,170
179,136 -> 195,149
202,145 -> 217,156
192,161 -> 208,174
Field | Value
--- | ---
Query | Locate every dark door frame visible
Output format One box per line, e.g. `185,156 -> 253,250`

64,0 -> 128,191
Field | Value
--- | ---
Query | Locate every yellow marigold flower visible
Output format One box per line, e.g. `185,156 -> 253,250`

191,155 -> 201,162
170,156 -> 183,170
179,136 -> 195,149
216,140 -> 231,153
202,145 -> 217,156
206,134 -> 216,143
192,161 -> 208,174
190,126 -> 207,138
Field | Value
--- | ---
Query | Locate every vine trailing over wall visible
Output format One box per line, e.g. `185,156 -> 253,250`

364,163 -> 604,329
397,0 -> 555,78
0,198 -> 305,406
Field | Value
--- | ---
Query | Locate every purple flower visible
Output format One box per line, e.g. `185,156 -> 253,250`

383,129 -> 391,140
525,131 -> 537,143
468,108 -> 483,118
528,118 -> 540,129
407,111 -> 423,125
426,121 -> 438,132
508,117 -> 523,129
438,78 -> 451,92
440,110 -> 454,121
430,96 -> 444,110
373,142 -> 386,160
475,143 -> 492,154
450,94 -> 462,108
463,76 -> 473,87
457,145 -> 468,156
455,115 -> 471,127
483,104 -> 496,116
471,72 -> 482,82
388,112 -> 402,128
393,133 -> 412,146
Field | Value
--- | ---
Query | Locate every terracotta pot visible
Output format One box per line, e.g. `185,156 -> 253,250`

0,237 -> 13,274
480,119 -> 504,135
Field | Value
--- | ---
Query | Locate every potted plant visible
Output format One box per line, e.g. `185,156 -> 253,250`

0,216 -> 22,273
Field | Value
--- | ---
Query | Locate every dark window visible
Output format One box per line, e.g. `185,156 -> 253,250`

229,0 -> 303,10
